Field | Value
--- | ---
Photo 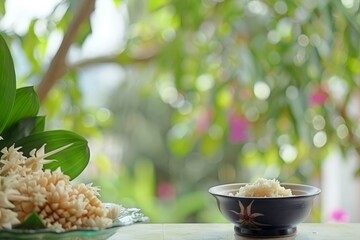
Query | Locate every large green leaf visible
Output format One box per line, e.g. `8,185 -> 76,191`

0,34 -> 16,132
4,86 -> 40,130
15,130 -> 90,180
0,116 -> 45,149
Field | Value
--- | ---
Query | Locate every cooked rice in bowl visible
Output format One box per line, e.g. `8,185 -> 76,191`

230,178 -> 293,197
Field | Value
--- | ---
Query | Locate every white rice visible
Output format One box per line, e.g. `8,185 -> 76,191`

231,178 -> 293,197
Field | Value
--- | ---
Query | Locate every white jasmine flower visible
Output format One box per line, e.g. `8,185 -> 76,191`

0,141 -> 114,231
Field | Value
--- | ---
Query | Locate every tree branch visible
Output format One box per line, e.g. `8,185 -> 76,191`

68,52 -> 157,70
37,0 -> 96,103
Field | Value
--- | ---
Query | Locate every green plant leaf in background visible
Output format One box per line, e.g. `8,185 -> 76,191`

355,168 -> 360,177
15,130 -> 90,180
0,34 -> 16,132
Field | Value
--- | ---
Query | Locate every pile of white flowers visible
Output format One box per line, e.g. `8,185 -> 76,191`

0,137 -> 122,231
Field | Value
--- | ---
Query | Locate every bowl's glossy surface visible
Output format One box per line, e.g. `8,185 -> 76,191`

209,183 -> 321,238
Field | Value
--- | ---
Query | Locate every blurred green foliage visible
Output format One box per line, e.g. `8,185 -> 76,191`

2,0 -> 360,222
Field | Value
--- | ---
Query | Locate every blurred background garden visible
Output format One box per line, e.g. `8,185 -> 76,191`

1,0 -> 360,223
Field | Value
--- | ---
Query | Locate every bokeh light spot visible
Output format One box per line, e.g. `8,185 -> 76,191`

312,115 -> 325,130
298,34 -> 309,47
313,131 -> 327,148
341,0 -> 354,8
96,108 -> 112,122
279,144 -> 297,163
247,0 -> 268,15
274,1 -> 288,15
336,124 -> 349,139
254,82 -> 271,100
286,86 -> 299,100
196,74 -> 214,91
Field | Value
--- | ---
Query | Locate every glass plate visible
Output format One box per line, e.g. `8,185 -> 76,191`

0,206 -> 149,240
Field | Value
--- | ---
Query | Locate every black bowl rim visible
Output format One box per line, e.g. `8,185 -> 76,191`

209,182 -> 321,199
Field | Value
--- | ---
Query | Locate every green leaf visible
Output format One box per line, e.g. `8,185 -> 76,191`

0,1 -> 5,14
0,34 -> 16,132
14,212 -> 45,229
168,137 -> 193,157
75,20 -> 92,46
355,167 -> 360,177
113,0 -> 121,7
29,116 -> 46,133
15,130 -> 90,180
20,21 -> 40,71
56,2 -> 74,31
4,86 -> 40,130
0,116 -> 45,148
148,0 -> 167,11
173,192 -> 206,221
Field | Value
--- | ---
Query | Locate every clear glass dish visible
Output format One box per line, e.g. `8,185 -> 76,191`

0,205 -> 149,240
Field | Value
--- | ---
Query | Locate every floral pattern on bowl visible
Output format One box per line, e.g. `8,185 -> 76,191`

230,200 -> 270,229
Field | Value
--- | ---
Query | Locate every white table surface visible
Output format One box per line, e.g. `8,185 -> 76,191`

110,223 -> 360,240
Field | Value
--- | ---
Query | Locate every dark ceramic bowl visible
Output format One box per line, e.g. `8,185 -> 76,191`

209,183 -> 321,238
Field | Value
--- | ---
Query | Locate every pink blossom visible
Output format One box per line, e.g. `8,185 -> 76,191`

196,109 -> 213,134
229,113 -> 249,144
156,182 -> 176,200
329,209 -> 349,223
309,86 -> 328,106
